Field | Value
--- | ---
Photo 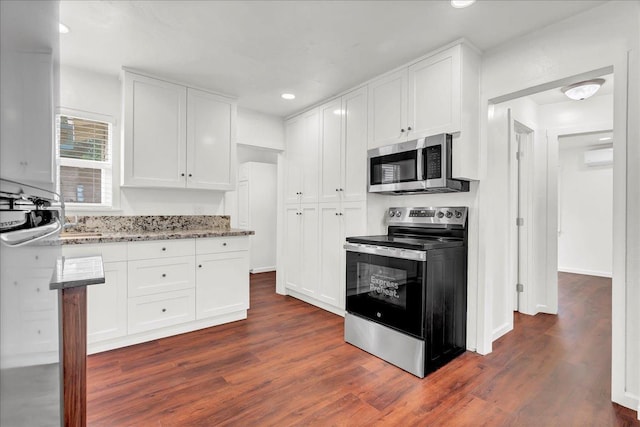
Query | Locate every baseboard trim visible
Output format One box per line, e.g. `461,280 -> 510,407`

557,267 -> 612,278
492,322 -> 513,342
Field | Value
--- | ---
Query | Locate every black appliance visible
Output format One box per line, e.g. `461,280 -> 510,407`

344,206 -> 467,377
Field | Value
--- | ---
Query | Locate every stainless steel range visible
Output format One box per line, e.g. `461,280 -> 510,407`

344,206 -> 468,378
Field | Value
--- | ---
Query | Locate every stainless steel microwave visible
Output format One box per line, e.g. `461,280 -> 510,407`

367,133 -> 469,194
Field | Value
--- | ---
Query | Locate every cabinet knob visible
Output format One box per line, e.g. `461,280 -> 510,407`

407,126 -> 412,131
340,188 -> 344,192
36,288 -> 40,292
198,264 -> 202,268
339,213 -> 343,216
181,173 -> 185,177
336,188 -> 339,192
162,247 -> 166,251
162,273 -> 166,278
188,173 -> 192,177
400,128 -> 405,133
162,308 -> 167,313
222,242 -> 227,246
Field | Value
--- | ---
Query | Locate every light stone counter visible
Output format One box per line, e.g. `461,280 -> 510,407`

58,215 -> 254,245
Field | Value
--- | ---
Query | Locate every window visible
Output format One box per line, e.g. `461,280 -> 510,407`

56,113 -> 113,207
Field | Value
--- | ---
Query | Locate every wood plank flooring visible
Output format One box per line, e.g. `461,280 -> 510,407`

87,272 -> 639,426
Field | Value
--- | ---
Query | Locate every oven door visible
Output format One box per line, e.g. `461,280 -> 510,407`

344,243 -> 426,338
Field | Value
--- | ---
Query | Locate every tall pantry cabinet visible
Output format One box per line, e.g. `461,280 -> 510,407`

283,87 -> 367,314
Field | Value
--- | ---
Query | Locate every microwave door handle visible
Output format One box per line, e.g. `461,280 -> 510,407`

417,148 -> 425,180
0,218 -> 61,247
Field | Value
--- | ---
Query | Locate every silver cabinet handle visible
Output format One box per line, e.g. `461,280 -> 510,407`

0,218 -> 61,247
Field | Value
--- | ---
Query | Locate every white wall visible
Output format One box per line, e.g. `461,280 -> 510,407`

237,107 -> 284,151
480,0 -> 639,413
557,141 -> 613,277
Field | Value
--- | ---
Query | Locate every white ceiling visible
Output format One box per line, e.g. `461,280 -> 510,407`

59,0 -> 607,117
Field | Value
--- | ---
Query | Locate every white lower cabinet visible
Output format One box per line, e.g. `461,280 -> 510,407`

128,289 -> 196,334
318,202 -> 367,310
284,204 -> 319,297
62,236 -> 249,354
0,245 -> 60,368
87,261 -> 127,343
196,251 -> 249,319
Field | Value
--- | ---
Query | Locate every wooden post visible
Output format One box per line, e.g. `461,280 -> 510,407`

60,286 -> 87,427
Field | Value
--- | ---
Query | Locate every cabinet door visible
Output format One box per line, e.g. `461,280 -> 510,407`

87,261 -> 127,344
299,204 -> 319,296
283,206 -> 302,291
0,51 -> 54,190
342,87 -> 368,202
186,88 -> 235,190
196,251 -> 249,319
319,98 -> 343,203
301,110 -> 320,203
237,179 -> 250,229
367,69 -> 407,148
123,72 -> 187,187
340,202 -> 367,309
284,116 -> 304,204
408,45 -> 461,138
318,204 -> 342,307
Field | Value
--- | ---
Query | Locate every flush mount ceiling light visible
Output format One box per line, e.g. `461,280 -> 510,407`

59,22 -> 70,34
281,93 -> 296,100
450,0 -> 476,8
561,78 -> 605,101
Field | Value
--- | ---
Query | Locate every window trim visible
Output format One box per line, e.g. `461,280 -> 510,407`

55,108 -> 115,209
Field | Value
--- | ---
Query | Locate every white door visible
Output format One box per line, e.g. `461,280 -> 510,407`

408,45 -> 461,138
301,110 -> 320,203
186,88 -> 234,190
284,116 -> 304,204
319,98 -> 343,203
342,87 -> 368,202
237,179 -> 249,229
318,204 -> 342,307
283,206 -> 302,291
367,69 -> 408,148
123,72 -> 186,187
299,204 -> 319,297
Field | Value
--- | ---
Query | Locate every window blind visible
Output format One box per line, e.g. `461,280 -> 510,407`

56,114 -> 113,207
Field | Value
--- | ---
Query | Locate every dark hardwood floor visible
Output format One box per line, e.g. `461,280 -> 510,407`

87,272 -> 639,426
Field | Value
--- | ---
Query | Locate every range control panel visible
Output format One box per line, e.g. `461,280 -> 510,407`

387,207 -> 468,227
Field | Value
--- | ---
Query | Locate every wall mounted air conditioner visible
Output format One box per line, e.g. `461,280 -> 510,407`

584,147 -> 613,167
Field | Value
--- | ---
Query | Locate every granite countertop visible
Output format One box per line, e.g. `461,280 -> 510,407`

58,215 -> 254,245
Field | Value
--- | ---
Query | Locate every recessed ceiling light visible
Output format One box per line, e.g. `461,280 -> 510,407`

281,93 -> 295,100
450,0 -> 476,8
561,78 -> 605,101
59,23 -> 70,34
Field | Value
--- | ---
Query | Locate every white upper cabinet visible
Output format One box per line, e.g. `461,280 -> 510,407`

367,43 -> 480,179
367,69 -> 408,148
0,52 -> 54,190
284,109 -> 319,204
319,87 -> 368,203
408,45 -> 461,138
122,71 -> 236,190
123,72 -> 187,188
186,88 -> 235,190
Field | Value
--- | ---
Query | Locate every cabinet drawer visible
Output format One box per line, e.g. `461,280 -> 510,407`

128,256 -> 195,297
128,289 -> 195,334
196,236 -> 249,254
10,245 -> 59,269
62,242 -> 127,263
127,239 -> 194,260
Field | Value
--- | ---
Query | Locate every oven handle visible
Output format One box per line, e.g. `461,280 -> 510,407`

343,242 -> 427,262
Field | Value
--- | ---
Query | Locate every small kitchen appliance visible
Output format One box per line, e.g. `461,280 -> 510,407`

344,206 -> 468,377
367,134 -> 469,194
